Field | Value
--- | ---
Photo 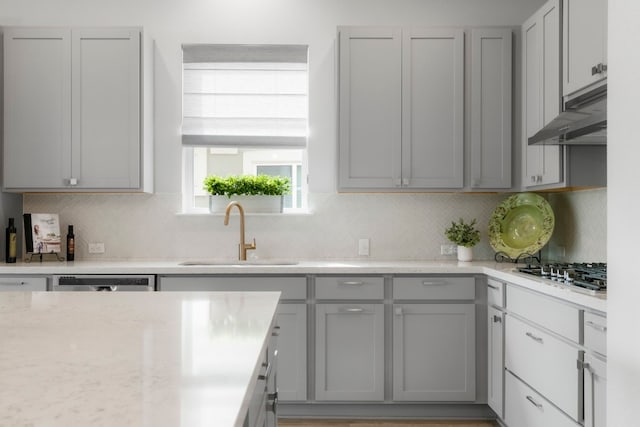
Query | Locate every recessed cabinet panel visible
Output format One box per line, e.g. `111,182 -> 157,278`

72,29 -> 140,189
402,29 -> 464,188
3,29 -> 71,189
315,303 -> 384,401
338,27 -> 402,189
393,303 -> 475,401
470,28 -> 512,189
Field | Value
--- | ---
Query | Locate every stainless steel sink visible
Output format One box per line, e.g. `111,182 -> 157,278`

179,260 -> 299,266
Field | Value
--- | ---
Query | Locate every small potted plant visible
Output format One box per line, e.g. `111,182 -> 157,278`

204,174 -> 291,213
444,218 -> 481,261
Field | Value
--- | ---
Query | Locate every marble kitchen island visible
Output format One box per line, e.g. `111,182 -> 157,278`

0,291 -> 280,427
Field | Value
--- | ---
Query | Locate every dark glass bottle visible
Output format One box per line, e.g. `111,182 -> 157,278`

66,225 -> 75,262
5,218 -> 17,263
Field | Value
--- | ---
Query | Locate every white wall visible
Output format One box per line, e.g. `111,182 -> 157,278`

607,1 -> 640,424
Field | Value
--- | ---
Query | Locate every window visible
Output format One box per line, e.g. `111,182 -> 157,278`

181,44 -> 309,213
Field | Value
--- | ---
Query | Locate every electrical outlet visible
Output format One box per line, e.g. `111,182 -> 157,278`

358,238 -> 370,256
88,242 -> 105,254
440,244 -> 457,255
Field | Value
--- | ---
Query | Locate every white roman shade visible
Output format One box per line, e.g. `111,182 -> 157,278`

182,44 -> 309,147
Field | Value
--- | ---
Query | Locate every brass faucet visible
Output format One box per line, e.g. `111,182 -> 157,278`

224,201 -> 256,261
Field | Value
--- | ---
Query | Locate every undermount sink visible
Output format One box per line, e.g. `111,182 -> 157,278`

179,260 -> 299,266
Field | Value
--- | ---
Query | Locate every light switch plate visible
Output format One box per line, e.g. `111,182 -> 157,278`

358,238 -> 370,256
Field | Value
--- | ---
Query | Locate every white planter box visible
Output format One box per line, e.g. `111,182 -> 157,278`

209,195 -> 284,213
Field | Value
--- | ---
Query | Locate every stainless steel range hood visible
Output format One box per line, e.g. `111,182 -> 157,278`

528,84 -> 607,145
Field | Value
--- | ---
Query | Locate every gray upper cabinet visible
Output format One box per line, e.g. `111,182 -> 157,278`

402,28 -> 464,189
521,0 -> 606,190
470,28 -> 512,189
563,0 -> 607,96
338,27 -> 402,189
3,27 -> 149,192
338,27 -> 464,190
521,0 -> 564,189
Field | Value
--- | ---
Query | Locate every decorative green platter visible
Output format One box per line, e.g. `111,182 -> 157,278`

488,193 -> 555,259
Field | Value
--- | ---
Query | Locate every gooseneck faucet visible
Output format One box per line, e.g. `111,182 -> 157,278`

224,201 -> 256,261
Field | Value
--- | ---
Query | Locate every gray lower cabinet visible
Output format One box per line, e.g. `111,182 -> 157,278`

275,303 -> 307,401
487,305 -> 504,417
315,303 -> 385,401
392,303 -> 476,401
0,276 -> 48,291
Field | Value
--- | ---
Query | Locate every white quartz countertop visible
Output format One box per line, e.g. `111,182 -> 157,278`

0,291 -> 280,427
0,259 -> 606,312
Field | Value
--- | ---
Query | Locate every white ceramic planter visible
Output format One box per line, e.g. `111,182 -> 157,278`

457,246 -> 473,262
209,195 -> 284,214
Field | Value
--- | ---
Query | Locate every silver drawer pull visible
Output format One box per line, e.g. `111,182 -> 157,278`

339,281 -> 364,286
526,395 -> 543,409
585,320 -> 607,332
422,281 -> 447,286
493,315 -> 502,323
340,307 -> 365,313
526,331 -> 544,344
0,281 -> 27,286
487,284 -> 500,290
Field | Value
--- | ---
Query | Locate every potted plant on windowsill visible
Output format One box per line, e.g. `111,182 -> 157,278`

444,218 -> 481,262
204,175 -> 291,213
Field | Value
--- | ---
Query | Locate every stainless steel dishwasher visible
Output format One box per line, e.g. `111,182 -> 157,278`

52,275 -> 155,291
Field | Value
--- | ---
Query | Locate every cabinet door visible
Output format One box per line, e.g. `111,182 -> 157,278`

584,353 -> 607,427
276,304 -> 307,401
487,306 -> 504,418
3,28 -> 72,189
71,28 -> 141,189
338,27 -> 402,189
393,303 -> 475,401
563,0 -> 608,96
315,303 -> 384,401
470,28 -> 512,189
402,29 -> 463,188
522,0 -> 563,189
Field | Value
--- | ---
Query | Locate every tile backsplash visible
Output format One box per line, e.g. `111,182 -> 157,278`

23,188 -> 606,262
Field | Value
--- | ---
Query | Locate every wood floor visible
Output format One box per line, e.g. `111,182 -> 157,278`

279,420 -> 498,427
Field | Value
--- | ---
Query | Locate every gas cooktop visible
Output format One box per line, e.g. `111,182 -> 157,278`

515,262 -> 607,295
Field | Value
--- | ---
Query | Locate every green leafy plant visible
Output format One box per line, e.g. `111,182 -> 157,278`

444,218 -> 481,248
203,175 -> 291,198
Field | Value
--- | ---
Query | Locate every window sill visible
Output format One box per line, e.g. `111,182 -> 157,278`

176,209 -> 313,217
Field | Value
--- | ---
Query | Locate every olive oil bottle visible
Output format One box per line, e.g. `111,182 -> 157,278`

5,218 -> 17,263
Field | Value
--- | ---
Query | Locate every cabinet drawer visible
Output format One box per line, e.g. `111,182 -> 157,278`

393,276 -> 475,300
507,285 -> 580,342
315,276 -> 384,300
584,311 -> 607,357
487,277 -> 505,308
0,276 -> 47,291
505,315 -> 581,420
505,371 -> 580,427
160,276 -> 306,300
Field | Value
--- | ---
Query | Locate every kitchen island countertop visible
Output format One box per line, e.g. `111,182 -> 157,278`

0,259 -> 606,312
0,291 -> 280,427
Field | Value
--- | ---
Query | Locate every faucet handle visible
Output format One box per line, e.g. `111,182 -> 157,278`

246,238 -> 257,251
